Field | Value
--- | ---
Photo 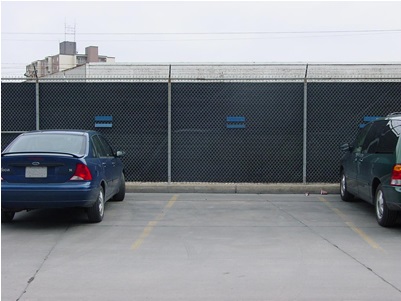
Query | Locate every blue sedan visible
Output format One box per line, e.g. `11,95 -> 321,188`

1,130 -> 126,223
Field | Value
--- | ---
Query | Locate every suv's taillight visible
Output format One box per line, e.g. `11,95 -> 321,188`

70,163 -> 92,181
390,164 -> 401,186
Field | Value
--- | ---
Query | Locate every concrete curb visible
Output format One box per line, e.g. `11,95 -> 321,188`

125,182 -> 340,194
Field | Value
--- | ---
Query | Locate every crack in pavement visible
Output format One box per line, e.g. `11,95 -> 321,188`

262,196 -> 401,296
15,225 -> 71,301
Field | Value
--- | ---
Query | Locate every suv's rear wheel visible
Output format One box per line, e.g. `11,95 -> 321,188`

340,171 -> 353,201
375,184 -> 398,227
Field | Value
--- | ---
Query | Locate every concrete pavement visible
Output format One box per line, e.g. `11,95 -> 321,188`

3,193 -> 401,301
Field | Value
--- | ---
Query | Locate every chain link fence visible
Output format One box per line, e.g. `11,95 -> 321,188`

171,82 -> 304,182
306,82 -> 401,182
2,64 -> 401,183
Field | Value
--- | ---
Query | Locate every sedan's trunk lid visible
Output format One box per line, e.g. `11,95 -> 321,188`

1,153 -> 84,184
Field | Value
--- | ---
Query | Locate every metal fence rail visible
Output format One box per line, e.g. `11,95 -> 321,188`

2,72 -> 401,184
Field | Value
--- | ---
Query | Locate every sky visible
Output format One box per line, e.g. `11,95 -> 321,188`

1,1 -> 401,77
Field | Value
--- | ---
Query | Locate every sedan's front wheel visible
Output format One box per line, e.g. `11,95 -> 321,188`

375,184 -> 398,227
112,173 -> 125,202
1,211 -> 15,223
87,187 -> 105,223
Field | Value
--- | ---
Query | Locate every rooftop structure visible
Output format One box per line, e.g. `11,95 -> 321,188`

25,41 -> 115,78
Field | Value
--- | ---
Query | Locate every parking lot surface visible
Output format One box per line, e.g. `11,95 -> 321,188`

2,193 -> 401,301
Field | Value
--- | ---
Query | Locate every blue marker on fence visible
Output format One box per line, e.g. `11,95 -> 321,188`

226,116 -> 246,129
95,116 -> 113,128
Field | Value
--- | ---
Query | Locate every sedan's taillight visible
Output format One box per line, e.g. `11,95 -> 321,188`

390,164 -> 401,186
70,163 -> 92,181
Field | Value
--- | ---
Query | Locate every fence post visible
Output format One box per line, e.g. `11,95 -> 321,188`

303,64 -> 308,184
168,65 -> 172,184
34,65 -> 40,130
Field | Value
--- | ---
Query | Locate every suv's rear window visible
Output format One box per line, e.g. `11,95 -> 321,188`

7,133 -> 87,155
361,119 -> 400,154
377,120 -> 401,154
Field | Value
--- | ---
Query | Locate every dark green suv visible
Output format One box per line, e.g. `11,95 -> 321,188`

340,113 -> 401,227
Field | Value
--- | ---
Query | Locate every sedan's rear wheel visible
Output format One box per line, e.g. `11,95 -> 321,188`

87,187 -> 105,223
375,184 -> 398,227
1,211 -> 15,223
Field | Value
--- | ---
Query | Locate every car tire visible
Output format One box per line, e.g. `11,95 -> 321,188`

340,171 -> 354,201
1,211 -> 15,223
87,187 -> 105,223
112,173 -> 125,202
375,184 -> 398,227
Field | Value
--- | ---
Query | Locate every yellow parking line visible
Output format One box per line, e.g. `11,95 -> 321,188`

166,194 -> 178,209
345,222 -> 383,250
318,197 -> 384,251
131,194 -> 179,251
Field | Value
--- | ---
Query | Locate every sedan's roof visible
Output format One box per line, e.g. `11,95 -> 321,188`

20,130 -> 98,136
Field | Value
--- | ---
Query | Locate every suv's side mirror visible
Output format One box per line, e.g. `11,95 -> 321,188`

115,150 -> 125,157
340,143 -> 353,152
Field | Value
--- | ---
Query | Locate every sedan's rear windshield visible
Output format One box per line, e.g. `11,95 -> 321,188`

6,133 -> 87,156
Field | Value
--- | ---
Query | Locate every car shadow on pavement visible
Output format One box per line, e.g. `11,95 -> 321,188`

2,207 -> 97,228
344,198 -> 401,228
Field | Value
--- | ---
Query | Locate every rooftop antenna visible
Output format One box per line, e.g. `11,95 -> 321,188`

64,20 -> 76,42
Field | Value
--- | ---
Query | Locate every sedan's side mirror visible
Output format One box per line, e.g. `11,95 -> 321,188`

115,151 -> 125,157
